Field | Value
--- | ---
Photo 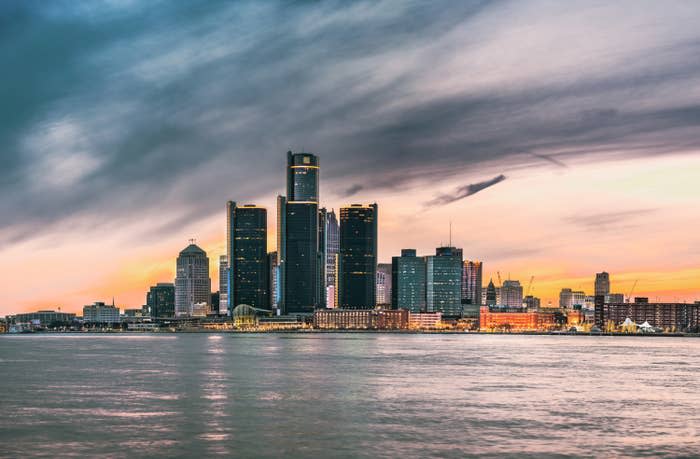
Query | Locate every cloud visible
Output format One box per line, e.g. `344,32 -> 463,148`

564,208 -> 660,233
2,1 -> 700,246
426,174 -> 506,206
342,184 -> 364,197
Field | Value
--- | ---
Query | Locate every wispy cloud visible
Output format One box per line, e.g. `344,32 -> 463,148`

426,174 -> 506,206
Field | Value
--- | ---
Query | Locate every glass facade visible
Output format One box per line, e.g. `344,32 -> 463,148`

391,249 -> 426,313
426,247 -> 463,317
462,260 -> 482,305
175,244 -> 211,317
147,282 -> 175,318
338,204 -> 378,309
229,204 -> 269,311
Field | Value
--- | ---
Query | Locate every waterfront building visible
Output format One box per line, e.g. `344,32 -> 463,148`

83,301 -> 120,324
376,263 -> 392,306
426,246 -> 463,317
325,209 -> 339,308
462,260 -> 483,305
605,293 -> 625,304
278,152 -> 321,314
391,249 -> 426,313
218,255 -> 228,315
338,203 -> 378,309
226,203 -> 269,312
147,283 -> 175,318
313,308 -> 408,330
175,243 -> 211,317
408,312 -> 442,329
594,298 -> 700,331
318,207 -> 328,309
479,306 -> 558,332
501,280 -> 523,308
559,288 -> 586,309
10,310 -> 76,325
523,295 -> 541,309
268,251 -> 278,310
595,272 -> 610,297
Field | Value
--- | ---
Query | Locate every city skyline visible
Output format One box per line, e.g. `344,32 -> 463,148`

3,1 -> 700,315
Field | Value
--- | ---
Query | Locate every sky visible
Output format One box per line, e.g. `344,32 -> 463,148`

2,0 -> 700,315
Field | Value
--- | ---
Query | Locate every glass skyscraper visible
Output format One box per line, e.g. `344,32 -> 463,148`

175,243 -> 211,317
278,152 -> 321,314
462,260 -> 482,305
325,209 -> 339,308
147,282 -> 175,318
227,202 -> 269,312
338,204 -> 378,309
426,246 -> 463,317
391,249 -> 426,313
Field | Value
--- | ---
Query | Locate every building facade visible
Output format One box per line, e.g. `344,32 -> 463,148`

376,263 -> 392,306
338,204 -> 378,309
175,243 -> 211,317
278,152 -> 321,314
325,209 -> 339,308
218,255 -> 228,315
462,260 -> 482,305
83,301 -> 120,324
595,272 -> 610,297
227,203 -> 269,312
391,249 -> 426,313
594,298 -> 700,331
147,282 -> 175,318
480,306 -> 558,332
501,280 -> 524,308
313,308 -> 408,330
426,246 -> 463,317
559,288 -> 586,309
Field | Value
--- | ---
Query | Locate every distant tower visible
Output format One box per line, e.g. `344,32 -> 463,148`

338,204 -> 378,309
392,249 -> 426,313
325,209 -> 339,308
175,243 -> 211,317
218,255 -> 228,315
426,246 -> 463,317
278,152 -> 321,314
595,272 -> 610,297
501,280 -> 523,308
486,279 -> 497,306
462,260 -> 483,305
376,263 -> 392,306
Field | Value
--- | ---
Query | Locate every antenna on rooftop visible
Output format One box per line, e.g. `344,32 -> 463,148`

449,220 -> 452,247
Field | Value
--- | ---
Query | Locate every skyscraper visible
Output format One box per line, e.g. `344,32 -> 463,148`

392,249 -> 426,313
318,207 -> 327,309
338,204 -> 378,309
426,246 -> 463,317
559,288 -> 586,309
595,272 -> 610,297
376,263 -> 392,306
501,280 -> 523,308
227,202 -> 269,312
146,283 -> 175,318
268,251 -> 278,310
486,279 -> 497,306
462,260 -> 483,305
325,209 -> 339,308
278,152 -> 321,314
218,255 -> 228,315
175,243 -> 211,317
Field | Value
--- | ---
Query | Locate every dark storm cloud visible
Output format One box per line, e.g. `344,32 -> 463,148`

426,174 -> 506,206
343,184 -> 364,197
2,0 -> 700,244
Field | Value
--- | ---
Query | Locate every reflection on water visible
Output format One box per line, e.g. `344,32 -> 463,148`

2,334 -> 700,457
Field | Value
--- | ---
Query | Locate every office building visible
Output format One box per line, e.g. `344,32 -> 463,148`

146,283 -> 175,318
325,209 -> 339,308
218,255 -> 228,315
175,243 -> 211,317
227,203 -> 269,311
376,263 -> 392,306
268,251 -> 279,310
501,280 -> 523,308
595,272 -> 610,297
485,279 -> 497,306
313,308 -> 408,330
83,301 -> 120,324
392,249 -> 426,313
338,204 -> 378,309
426,246 -> 463,317
480,306 -> 558,332
605,293 -> 625,304
462,260 -> 482,305
559,288 -> 586,309
523,295 -> 541,309
278,152 -> 321,314
595,298 -> 700,331
318,207 -> 327,309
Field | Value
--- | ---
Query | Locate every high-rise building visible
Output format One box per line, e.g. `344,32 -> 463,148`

268,251 -> 278,310
318,207 -> 327,309
376,263 -> 392,306
559,288 -> 584,309
595,272 -> 610,297
426,246 -> 463,317
325,209 -> 339,308
218,255 -> 228,315
605,293 -> 625,304
501,280 -> 523,308
278,152 -> 321,314
147,283 -> 175,318
486,279 -> 497,306
462,260 -> 482,305
523,295 -> 541,309
175,243 -> 211,317
227,203 -> 269,312
338,204 -> 378,309
392,249 -> 426,313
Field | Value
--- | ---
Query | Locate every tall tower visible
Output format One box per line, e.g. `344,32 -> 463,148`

278,152 -> 321,314
325,209 -> 339,308
426,246 -> 463,317
175,242 -> 211,317
392,249 -> 426,313
218,255 -> 228,315
227,203 -> 269,313
462,260 -> 483,305
595,272 -> 610,297
338,203 -> 378,309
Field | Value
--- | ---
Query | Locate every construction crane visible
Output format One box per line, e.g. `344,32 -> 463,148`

526,276 -> 535,296
497,271 -> 502,287
626,279 -> 638,303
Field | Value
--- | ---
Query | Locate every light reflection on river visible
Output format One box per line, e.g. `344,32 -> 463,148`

1,334 -> 699,458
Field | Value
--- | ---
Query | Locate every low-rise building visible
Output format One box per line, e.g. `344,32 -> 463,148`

313,308 -> 408,330
408,312 -> 442,329
83,302 -> 120,324
11,310 -> 76,326
479,306 -> 558,332
595,298 -> 700,331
